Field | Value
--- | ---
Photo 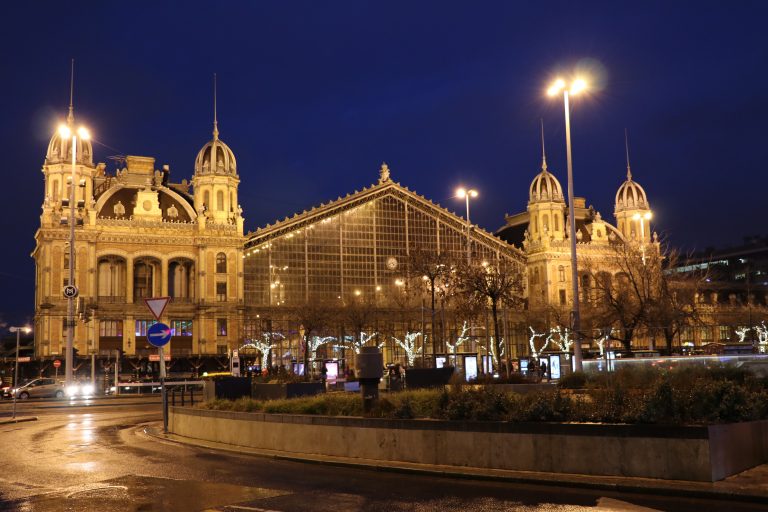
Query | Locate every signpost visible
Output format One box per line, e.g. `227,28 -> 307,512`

53,359 -> 61,379
144,297 -> 170,432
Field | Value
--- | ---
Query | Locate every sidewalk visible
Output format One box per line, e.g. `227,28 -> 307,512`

145,425 -> 768,504
0,416 -> 37,425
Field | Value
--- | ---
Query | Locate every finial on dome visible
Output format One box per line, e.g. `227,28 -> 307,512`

379,162 -> 391,183
624,128 -> 632,180
67,58 -> 75,125
540,119 -> 548,172
212,73 -> 219,140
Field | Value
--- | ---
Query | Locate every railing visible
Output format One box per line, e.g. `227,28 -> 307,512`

169,297 -> 196,305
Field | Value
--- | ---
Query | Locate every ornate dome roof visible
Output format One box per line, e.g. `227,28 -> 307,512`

45,115 -> 94,167
615,171 -> 649,212
194,135 -> 237,176
529,167 -> 564,203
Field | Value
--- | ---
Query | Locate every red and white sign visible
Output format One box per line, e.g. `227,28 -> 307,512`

53,359 -> 61,368
149,354 -> 171,362
143,297 -> 170,321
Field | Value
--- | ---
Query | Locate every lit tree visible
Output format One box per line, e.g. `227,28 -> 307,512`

445,321 -> 471,363
407,249 -> 455,365
528,326 -> 552,359
343,331 -> 381,354
754,321 -> 768,353
294,302 -> 334,381
393,331 -> 423,366
242,332 -> 285,369
456,260 -> 524,374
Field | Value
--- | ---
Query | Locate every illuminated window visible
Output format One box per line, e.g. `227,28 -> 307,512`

171,320 -> 193,336
99,320 -> 123,337
216,253 -> 227,273
719,325 -> 730,341
558,265 -> 565,282
135,319 -> 157,337
216,282 -> 227,301
217,318 -> 227,336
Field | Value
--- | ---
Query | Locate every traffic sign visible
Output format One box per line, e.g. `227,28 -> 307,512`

63,285 -> 79,299
144,297 -> 170,321
147,322 -> 172,348
149,354 -> 171,362
53,359 -> 61,368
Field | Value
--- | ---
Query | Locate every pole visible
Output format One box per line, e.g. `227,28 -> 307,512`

563,90 -> 584,372
91,353 -> 95,387
12,328 -> 20,420
159,345 -> 168,432
65,135 -> 77,387
465,195 -> 471,263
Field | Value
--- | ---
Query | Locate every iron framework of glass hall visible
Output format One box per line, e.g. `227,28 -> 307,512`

241,168 -> 527,368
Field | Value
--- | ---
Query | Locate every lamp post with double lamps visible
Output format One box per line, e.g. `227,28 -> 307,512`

9,326 -> 31,419
633,211 -> 653,264
58,123 -> 90,389
455,187 -> 478,264
547,76 -> 589,372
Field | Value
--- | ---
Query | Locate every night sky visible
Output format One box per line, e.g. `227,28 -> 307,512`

1,1 -> 767,326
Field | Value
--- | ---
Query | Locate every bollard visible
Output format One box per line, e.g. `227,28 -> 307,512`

356,347 -> 383,413
181,388 -> 185,406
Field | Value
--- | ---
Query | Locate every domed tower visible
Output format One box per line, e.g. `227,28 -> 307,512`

527,133 -> 566,243
614,136 -> 651,241
192,78 -> 242,233
42,100 -> 97,222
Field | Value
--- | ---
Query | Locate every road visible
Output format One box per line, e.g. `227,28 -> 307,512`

0,397 -> 765,512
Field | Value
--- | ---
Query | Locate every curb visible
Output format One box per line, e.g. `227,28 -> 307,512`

143,425 -> 768,504
0,416 -> 38,425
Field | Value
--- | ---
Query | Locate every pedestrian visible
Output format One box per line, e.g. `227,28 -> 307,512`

540,360 -> 548,381
320,364 -> 328,385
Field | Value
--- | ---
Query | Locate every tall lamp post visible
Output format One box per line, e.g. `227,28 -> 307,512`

633,211 -> 653,264
547,77 -> 588,372
58,123 -> 90,388
455,187 -> 478,264
9,326 -> 31,419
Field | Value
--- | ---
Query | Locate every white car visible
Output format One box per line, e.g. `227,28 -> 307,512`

10,378 -> 65,399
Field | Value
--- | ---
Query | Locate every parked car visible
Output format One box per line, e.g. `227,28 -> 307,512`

10,378 -> 65,400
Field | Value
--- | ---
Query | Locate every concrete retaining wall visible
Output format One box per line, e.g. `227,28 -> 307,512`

169,407 -> 768,482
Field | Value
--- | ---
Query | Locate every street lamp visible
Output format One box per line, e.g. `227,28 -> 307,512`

9,326 -> 31,420
547,76 -> 589,372
455,187 -> 478,263
58,123 -> 90,388
633,211 -> 653,264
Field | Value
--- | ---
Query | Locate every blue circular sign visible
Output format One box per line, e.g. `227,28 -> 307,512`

147,322 -> 172,348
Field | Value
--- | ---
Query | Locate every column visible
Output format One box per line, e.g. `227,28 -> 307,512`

126,257 -> 134,303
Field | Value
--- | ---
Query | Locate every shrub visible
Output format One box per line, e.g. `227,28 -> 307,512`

558,371 -> 588,389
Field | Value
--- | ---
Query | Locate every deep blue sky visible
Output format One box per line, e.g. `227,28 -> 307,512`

1,1 -> 767,326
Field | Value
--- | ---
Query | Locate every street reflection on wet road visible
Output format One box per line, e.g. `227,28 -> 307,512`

0,399 -> 765,512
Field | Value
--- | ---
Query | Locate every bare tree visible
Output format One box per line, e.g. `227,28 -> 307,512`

407,249 -> 455,365
456,260 -> 524,374
293,302 -> 334,381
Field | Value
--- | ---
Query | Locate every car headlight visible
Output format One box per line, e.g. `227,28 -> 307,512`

66,384 -> 80,397
81,384 -> 94,396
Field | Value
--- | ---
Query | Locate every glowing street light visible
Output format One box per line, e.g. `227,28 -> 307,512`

60,120 -> 90,389
633,211 -> 653,264
456,187 -> 478,263
546,75 -> 590,372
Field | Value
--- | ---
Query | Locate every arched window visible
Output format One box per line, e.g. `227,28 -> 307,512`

532,215 -> 538,234
554,214 -> 560,231
542,214 -> 549,232
558,265 -> 565,282
230,191 -> 235,211
216,190 -> 224,211
216,252 -> 227,273
203,190 -> 210,209
52,179 -> 60,202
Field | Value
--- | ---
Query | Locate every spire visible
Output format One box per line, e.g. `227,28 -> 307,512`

212,73 -> 219,140
67,58 -> 74,125
540,118 -> 548,171
624,128 -> 632,180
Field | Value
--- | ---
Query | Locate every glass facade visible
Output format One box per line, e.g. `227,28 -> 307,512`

242,186 -> 526,367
